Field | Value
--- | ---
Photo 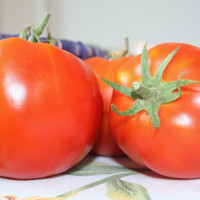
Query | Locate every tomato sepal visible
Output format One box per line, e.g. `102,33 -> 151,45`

105,36 -> 130,60
101,44 -> 200,129
19,12 -> 56,44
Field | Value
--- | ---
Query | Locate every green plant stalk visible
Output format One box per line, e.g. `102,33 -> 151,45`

19,12 -> 50,43
106,36 -> 130,60
28,12 -> 50,42
18,26 -> 31,40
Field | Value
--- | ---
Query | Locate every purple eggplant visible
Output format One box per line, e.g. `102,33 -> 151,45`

0,33 -> 107,60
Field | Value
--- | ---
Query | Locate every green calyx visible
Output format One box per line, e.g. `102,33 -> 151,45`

106,36 -> 130,60
101,44 -> 199,129
19,12 -> 56,44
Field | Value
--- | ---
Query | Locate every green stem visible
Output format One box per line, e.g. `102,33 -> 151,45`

57,172 -> 136,198
120,36 -> 129,57
28,12 -> 50,42
132,81 -> 155,100
19,26 -> 31,40
106,36 -> 130,60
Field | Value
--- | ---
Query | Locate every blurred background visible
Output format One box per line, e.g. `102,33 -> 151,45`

0,0 -> 199,53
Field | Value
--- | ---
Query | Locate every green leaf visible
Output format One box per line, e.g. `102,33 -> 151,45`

66,161 -> 133,176
111,100 -> 144,116
152,46 -> 180,84
106,179 -> 151,200
145,103 -> 160,129
100,77 -> 135,99
141,43 -> 152,86
161,79 -> 200,94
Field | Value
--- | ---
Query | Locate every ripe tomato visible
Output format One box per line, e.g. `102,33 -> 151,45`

107,43 -> 200,178
85,56 -> 131,156
0,37 -> 102,179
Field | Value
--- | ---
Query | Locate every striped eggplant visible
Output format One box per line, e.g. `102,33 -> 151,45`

0,33 -> 107,60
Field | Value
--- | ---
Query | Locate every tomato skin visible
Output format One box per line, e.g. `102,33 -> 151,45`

0,38 -> 102,179
85,57 -> 131,156
109,43 -> 200,178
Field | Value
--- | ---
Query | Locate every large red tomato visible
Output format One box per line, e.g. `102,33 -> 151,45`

85,56 -> 131,156
0,37 -> 102,179
105,43 -> 200,178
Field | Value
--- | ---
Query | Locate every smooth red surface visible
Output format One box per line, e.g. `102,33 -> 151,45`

0,38 -> 102,179
86,57 -> 131,156
109,43 -> 200,178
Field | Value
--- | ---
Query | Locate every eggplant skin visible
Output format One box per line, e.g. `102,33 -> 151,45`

0,33 -> 107,60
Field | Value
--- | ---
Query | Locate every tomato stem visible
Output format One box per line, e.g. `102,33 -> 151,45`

19,12 -> 50,43
106,36 -> 130,60
19,26 -> 31,40
28,12 -> 50,42
132,81 -> 156,100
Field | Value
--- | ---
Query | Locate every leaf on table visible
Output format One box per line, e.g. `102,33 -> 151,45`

106,178 -> 151,200
66,161 -> 136,176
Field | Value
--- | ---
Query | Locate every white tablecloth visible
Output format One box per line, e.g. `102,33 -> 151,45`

0,155 -> 200,200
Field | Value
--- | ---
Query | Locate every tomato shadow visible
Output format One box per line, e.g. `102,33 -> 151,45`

0,154 -> 194,181
110,156 -> 195,181
110,154 -> 146,169
141,170 -> 200,181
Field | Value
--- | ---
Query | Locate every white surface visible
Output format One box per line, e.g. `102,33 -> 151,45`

0,155 -> 200,199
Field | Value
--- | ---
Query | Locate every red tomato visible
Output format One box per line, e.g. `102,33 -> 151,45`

108,43 -> 200,178
0,38 -> 102,179
85,56 -> 131,156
